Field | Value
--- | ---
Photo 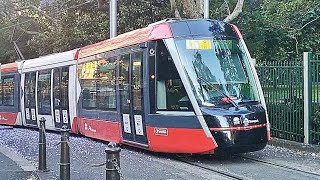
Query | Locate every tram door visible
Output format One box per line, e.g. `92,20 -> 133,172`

53,67 -> 70,129
24,72 -> 38,126
120,51 -> 148,145
37,70 -> 54,128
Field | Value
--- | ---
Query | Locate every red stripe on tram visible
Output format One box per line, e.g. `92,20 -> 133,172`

210,123 -> 267,131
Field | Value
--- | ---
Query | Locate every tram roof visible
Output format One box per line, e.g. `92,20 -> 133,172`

0,62 -> 18,73
21,49 -> 78,72
77,19 -> 241,60
78,21 -> 172,59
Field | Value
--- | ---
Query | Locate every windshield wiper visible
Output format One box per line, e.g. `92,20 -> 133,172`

196,76 -> 240,110
238,99 -> 259,105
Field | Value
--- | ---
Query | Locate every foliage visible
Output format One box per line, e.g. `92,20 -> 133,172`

0,0 -> 171,62
27,0 -> 110,56
0,0 -> 319,64
118,0 -> 171,34
233,0 -> 320,62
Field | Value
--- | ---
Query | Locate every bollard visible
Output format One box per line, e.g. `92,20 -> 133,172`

105,142 -> 121,180
38,117 -> 47,171
60,125 -> 70,180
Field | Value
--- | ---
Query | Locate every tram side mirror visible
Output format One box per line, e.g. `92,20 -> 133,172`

139,42 -> 148,49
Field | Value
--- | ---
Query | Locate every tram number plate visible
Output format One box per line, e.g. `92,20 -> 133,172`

134,115 -> 144,136
154,128 -> 168,136
123,114 -> 131,133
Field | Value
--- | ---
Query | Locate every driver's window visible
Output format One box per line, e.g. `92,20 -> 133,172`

156,41 -> 192,111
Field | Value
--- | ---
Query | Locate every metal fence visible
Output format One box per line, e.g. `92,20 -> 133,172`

309,53 -> 320,145
257,60 -> 304,142
256,52 -> 320,145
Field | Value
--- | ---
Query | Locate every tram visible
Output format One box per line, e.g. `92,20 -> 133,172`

0,19 -> 270,154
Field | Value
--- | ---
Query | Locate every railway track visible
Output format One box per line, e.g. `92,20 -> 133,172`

234,154 -> 320,178
174,153 -> 320,180
174,156 -> 246,180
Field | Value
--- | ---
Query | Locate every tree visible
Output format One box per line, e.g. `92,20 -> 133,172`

0,0 -> 50,61
223,0 -> 244,22
234,0 -> 320,62
1,0 -> 319,65
169,0 -> 244,22
0,0 -> 171,62
118,0 -> 171,34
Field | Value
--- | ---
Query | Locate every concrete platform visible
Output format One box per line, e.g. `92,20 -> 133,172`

0,145 -> 38,180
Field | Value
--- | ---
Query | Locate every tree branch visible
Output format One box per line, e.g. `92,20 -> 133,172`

182,0 -> 202,18
224,0 -> 244,23
16,26 -> 38,35
219,0 -> 231,17
297,15 -> 320,31
170,0 -> 181,18
14,5 -> 58,25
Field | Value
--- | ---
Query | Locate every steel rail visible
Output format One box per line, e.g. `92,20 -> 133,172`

234,155 -> 320,178
174,156 -> 245,180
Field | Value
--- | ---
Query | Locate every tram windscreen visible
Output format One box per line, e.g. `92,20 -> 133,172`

174,37 -> 259,107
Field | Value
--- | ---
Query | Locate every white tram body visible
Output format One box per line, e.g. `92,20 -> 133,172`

19,50 -> 79,130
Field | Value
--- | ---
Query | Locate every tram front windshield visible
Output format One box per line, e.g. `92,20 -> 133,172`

174,37 -> 259,107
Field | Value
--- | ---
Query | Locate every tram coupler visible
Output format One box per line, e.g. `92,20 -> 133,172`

38,117 -> 47,171
60,125 -> 70,180
105,142 -> 121,180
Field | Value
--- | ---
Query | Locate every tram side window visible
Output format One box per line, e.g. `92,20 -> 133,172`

80,61 -> 97,109
96,57 -> 116,110
61,67 -> 69,107
53,68 -> 61,107
79,57 -> 116,110
0,76 -> 15,106
38,70 -> 52,115
119,54 -> 130,112
156,41 -> 192,111
53,67 -> 69,108
25,73 -> 36,107
0,78 -> 2,105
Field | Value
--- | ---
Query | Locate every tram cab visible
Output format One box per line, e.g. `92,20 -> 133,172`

145,20 -> 270,153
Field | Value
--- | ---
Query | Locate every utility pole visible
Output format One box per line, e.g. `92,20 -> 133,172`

204,0 -> 209,19
109,0 -> 117,38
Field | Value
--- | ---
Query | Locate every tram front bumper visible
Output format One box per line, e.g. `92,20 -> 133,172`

211,126 -> 268,154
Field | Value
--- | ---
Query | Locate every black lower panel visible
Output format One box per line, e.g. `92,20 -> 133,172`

215,143 -> 267,154
212,127 -> 268,154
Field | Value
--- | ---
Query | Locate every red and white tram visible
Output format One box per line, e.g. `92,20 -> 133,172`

0,19 -> 270,154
